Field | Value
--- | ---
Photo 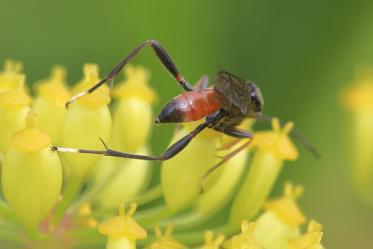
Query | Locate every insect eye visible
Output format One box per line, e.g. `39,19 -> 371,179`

250,91 -> 262,112
249,91 -> 259,103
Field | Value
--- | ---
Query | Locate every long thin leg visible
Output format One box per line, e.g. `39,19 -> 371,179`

66,39 -> 193,108
200,128 -> 253,193
51,111 -> 226,161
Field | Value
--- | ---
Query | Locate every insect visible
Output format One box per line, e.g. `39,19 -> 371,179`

52,39 -> 316,190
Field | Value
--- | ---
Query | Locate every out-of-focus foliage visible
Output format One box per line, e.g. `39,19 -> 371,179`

0,0 -> 373,248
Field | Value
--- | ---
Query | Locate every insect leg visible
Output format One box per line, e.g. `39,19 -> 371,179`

66,39 -> 193,108
52,111 -> 226,161
200,128 -> 253,193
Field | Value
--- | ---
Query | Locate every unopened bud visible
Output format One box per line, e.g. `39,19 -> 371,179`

1,113 -> 62,228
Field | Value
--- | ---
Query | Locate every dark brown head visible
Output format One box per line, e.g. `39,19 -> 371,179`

214,71 -> 264,118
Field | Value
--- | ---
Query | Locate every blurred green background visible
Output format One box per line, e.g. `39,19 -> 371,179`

0,0 -> 372,248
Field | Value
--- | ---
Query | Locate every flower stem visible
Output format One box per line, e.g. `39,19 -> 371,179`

161,210 -> 205,231
129,185 -> 163,205
135,205 -> 178,226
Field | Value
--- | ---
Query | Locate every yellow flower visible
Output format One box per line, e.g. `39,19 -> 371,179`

92,65 -> 156,209
99,203 -> 147,249
0,59 -> 24,93
288,220 -> 324,249
0,73 -> 31,153
111,64 -> 157,152
95,146 -> 152,210
197,119 -> 252,215
145,224 -> 186,249
2,113 -> 62,228
33,65 -> 69,143
161,125 -> 218,210
253,182 -> 306,249
77,203 -> 98,228
223,221 -> 263,249
61,64 -> 111,178
264,182 -> 306,226
341,69 -> 373,205
229,118 -> 298,225
202,231 -> 225,249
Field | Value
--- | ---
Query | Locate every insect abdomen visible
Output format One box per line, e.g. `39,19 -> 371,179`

156,89 -> 223,123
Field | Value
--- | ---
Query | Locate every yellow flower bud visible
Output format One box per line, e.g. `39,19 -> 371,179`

1,113 -> 62,228
33,65 -> 69,143
288,220 -> 324,249
341,70 -> 373,204
253,183 -> 306,249
197,120 -> 253,216
202,231 -> 225,249
223,221 -> 263,249
163,120 -> 252,229
61,64 -> 111,178
264,183 -> 306,226
95,146 -> 152,210
230,118 -> 298,225
111,64 -> 157,153
0,59 -> 23,93
77,203 -> 98,228
99,203 -> 147,249
0,75 -> 31,153
197,145 -> 248,215
161,125 -> 218,210
146,225 -> 186,249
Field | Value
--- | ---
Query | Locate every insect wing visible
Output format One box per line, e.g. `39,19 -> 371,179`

214,71 -> 249,114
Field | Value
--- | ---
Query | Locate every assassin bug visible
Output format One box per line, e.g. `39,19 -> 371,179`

52,39 -> 317,190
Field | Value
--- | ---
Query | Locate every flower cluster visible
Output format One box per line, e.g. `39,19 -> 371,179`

0,59 -> 324,249
341,69 -> 373,205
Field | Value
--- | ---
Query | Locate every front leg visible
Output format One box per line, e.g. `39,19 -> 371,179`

66,39 -> 193,108
52,111 -> 226,162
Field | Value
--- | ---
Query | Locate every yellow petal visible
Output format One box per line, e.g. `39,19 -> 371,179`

114,64 -> 157,104
223,221 -> 263,249
72,64 -> 110,108
264,182 -> 306,226
253,118 -> 298,160
288,220 -> 323,249
0,78 -> 31,109
34,65 -> 69,107
11,113 -> 51,153
0,59 -> 24,93
98,204 -> 147,240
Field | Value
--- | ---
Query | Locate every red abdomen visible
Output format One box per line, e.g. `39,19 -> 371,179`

156,89 -> 223,123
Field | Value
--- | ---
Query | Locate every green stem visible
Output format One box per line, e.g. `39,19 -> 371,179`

69,163 -> 129,213
53,176 -> 82,226
129,185 -> 163,205
135,205 -> 178,226
160,210 -> 205,231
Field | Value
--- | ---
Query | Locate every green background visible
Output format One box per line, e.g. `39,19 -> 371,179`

0,0 -> 373,248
